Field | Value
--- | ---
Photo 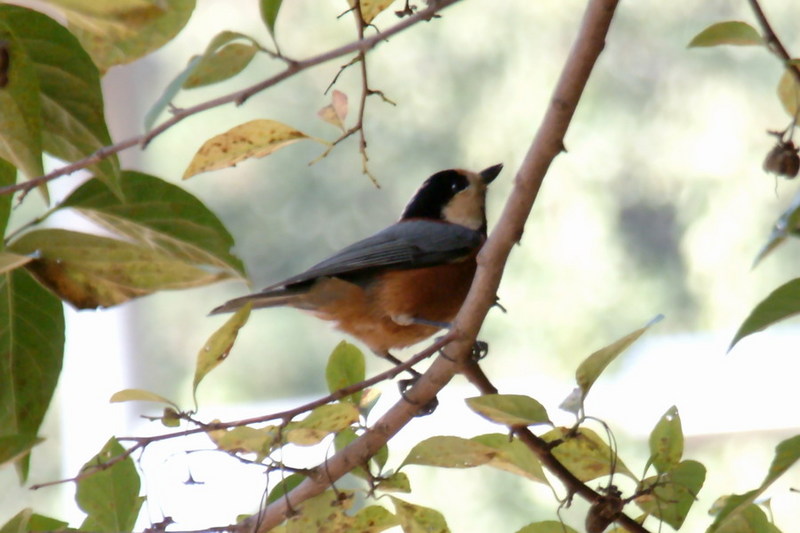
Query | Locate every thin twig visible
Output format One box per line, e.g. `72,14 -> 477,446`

29,334 -> 451,491
0,0 -> 462,199
748,0 -> 800,84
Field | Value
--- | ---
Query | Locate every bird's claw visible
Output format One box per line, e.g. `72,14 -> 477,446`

398,377 -> 439,417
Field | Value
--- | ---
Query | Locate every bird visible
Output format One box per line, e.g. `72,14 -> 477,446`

211,163 -> 503,369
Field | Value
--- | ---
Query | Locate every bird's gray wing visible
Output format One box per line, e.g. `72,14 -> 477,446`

263,220 -> 484,290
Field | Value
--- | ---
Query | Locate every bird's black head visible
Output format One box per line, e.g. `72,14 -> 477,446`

400,164 -> 502,232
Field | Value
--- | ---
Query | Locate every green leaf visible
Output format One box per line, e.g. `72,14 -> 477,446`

542,427 -> 635,482
0,18 -> 43,185
351,505 -> 399,532
325,341 -> 365,404
515,521 -> 579,533
636,460 -> 705,529
194,304 -> 251,396
471,433 -> 547,483
390,497 -> 449,533
713,504 -> 782,533
648,405 -> 683,474
730,278 -> 800,350
183,41 -> 258,89
260,0 -> 283,38
709,435 -> 800,531
10,228 -> 230,309
466,394 -> 551,427
0,158 -> 15,242
27,514 -> 68,532
60,171 -> 245,276
402,435 -> 498,469
110,388 -> 178,408
763,434 -> 800,489
777,67 -> 800,119
267,472 -> 305,503
50,0 -> 196,73
0,434 -> 42,468
0,5 -> 120,196
753,190 -> 800,267
0,268 -> 64,481
276,490 -> 355,532
77,438 -> 143,532
285,403 -> 360,445
183,119 -> 327,179
144,54 -> 201,132
376,471 -> 411,493
207,425 -> 278,459
575,315 -> 662,400
688,21 -> 763,47
0,509 -> 31,533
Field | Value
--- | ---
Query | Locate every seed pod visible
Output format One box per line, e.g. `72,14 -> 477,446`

764,139 -> 800,178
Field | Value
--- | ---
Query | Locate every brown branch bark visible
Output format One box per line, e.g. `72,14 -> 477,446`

237,0 -> 629,531
0,0 -> 462,198
748,0 -> 800,84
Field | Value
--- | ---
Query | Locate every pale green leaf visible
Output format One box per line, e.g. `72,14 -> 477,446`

77,438 -> 143,532
266,472 -> 305,503
144,54 -> 201,131
60,171 -> 245,277
0,5 -> 121,196
376,471 -> 411,493
260,0 -> 283,37
466,394 -> 551,427
183,42 -> 258,89
402,435 -> 497,469
542,427 -> 635,482
636,460 -> 705,529
351,505 -> 399,532
194,304 -> 251,395
648,405 -> 683,474
576,315 -> 662,399
9,229 -> 229,309
0,268 -> 64,481
390,497 -> 449,533
285,403 -> 360,445
516,521 -> 579,533
51,0 -> 196,73
753,190 -> 800,267
207,425 -> 278,458
0,509 -> 31,533
183,119 -> 326,179
689,21 -> 763,47
471,433 -> 546,483
0,18 -> 43,185
110,388 -> 177,408
325,340 -> 365,405
777,68 -> 800,119
730,278 -> 800,349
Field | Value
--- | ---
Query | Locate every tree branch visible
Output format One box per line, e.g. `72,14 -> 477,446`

748,0 -> 800,84
0,0 -> 462,198
237,0 -> 623,531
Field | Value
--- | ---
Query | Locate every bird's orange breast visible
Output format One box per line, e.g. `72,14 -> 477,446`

304,255 -> 478,355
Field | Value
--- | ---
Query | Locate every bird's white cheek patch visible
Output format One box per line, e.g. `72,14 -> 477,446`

442,188 -> 486,230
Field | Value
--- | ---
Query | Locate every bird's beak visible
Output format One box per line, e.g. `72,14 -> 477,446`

480,163 -> 503,184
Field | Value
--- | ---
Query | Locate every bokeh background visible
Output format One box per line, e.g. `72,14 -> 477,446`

5,0 -> 800,531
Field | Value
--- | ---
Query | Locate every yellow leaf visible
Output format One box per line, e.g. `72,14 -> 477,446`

778,68 -> 800,119
348,0 -> 396,24
193,303 -> 251,395
183,119 -> 323,179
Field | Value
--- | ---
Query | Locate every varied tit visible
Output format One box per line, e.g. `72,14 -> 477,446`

211,163 -> 502,367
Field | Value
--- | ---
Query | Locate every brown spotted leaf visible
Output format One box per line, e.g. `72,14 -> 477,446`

183,119 -> 327,179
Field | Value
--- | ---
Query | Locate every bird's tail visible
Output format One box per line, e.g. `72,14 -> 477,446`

209,288 -> 302,315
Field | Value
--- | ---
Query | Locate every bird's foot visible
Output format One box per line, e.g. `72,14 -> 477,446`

398,376 -> 439,417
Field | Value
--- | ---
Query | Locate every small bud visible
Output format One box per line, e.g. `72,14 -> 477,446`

764,139 -> 800,179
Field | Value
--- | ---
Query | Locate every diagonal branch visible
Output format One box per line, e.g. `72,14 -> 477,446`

236,0 -> 625,531
748,0 -> 800,83
0,0 -> 462,198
